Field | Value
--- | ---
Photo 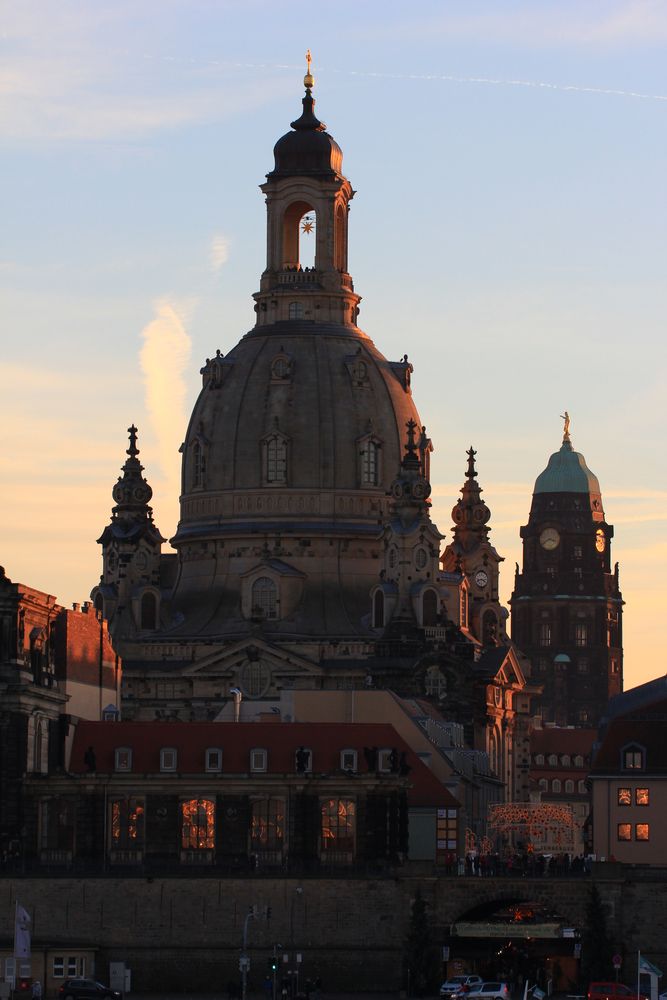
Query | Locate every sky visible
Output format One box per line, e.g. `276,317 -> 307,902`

1,0 -> 666,692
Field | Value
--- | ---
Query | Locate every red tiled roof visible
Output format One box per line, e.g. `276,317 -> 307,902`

71,720 -> 458,808
591,719 -> 667,774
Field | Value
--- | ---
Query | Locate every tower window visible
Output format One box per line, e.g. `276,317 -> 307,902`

288,302 -> 304,320
141,592 -> 157,630
422,589 -> 438,627
538,623 -> 552,646
372,590 -> 384,629
252,577 -> 278,619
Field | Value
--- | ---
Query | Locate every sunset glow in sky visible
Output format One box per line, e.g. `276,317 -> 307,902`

1,1 -> 666,691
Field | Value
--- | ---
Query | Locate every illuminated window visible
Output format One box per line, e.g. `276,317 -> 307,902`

617,823 -> 632,841
111,797 -> 145,848
636,788 -> 649,806
340,749 -> 357,772
181,798 -> 215,850
574,624 -> 588,647
252,577 -> 278,619
617,788 -> 632,806
288,302 -> 303,320
636,823 -> 650,841
205,748 -> 223,772
320,798 -> 355,856
251,748 -> 267,772
160,747 -> 177,772
436,807 -> 457,852
251,798 -> 284,853
115,747 -> 132,771
623,747 -> 644,770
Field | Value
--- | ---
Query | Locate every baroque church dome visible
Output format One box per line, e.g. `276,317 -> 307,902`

165,71 -> 428,639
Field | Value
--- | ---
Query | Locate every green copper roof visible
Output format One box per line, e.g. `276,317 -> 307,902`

534,439 -> 601,495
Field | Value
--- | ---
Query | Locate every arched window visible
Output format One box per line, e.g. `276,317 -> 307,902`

552,779 -> 562,793
460,588 -> 468,629
425,665 -> 446,699
334,202 -> 347,271
565,779 -> 575,794
192,440 -> 204,488
360,440 -> 380,486
181,798 -> 215,850
265,435 -> 288,484
141,592 -> 157,630
252,578 -> 278,619
422,589 -> 438,626
538,778 -> 548,792
372,590 -> 384,629
288,302 -> 304,320
34,718 -> 48,774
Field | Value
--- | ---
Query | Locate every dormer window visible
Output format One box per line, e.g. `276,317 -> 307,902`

251,577 -> 278,620
340,749 -> 357,772
622,745 -> 644,770
251,748 -> 267,772
295,747 -> 312,773
205,748 -> 223,772
160,747 -> 177,772
115,747 -> 132,771
360,439 -> 380,486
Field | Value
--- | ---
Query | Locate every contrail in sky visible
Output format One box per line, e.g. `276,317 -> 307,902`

134,50 -> 667,103
226,60 -> 667,103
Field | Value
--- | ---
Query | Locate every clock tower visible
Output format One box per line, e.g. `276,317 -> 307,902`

510,420 -> 623,726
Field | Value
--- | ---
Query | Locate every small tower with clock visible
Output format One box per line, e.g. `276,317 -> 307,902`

440,447 -> 507,645
510,419 -> 623,726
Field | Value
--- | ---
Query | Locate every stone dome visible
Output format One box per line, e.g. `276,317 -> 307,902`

534,439 -> 601,495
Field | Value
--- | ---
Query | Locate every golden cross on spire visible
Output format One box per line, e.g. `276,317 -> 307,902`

304,49 -> 314,90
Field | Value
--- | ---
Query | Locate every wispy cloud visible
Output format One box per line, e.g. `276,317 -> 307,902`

210,234 -> 230,273
139,300 -> 192,494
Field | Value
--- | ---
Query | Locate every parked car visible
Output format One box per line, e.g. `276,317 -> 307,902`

440,976 -> 484,999
58,981 -> 121,1000
588,986 -> 649,1000
467,982 -> 512,1000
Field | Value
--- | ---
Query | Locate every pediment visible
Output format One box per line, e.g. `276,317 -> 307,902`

493,646 -> 526,689
181,637 -> 322,678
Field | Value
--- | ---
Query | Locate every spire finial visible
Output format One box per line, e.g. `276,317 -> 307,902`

560,410 -> 571,443
127,424 -> 139,457
466,446 -> 477,481
304,49 -> 314,92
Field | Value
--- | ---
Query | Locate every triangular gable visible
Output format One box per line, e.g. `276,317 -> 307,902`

490,646 -> 526,689
180,636 -> 322,678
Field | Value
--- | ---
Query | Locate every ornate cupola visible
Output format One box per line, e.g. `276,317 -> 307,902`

253,51 -> 361,328
441,448 -> 506,646
510,414 -> 623,726
372,421 -> 445,636
93,426 -> 165,632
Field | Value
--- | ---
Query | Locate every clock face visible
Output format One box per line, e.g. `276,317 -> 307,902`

540,527 -> 561,551
595,529 -> 605,552
474,570 -> 489,588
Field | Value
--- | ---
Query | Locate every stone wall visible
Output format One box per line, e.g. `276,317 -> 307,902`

0,871 -> 665,992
